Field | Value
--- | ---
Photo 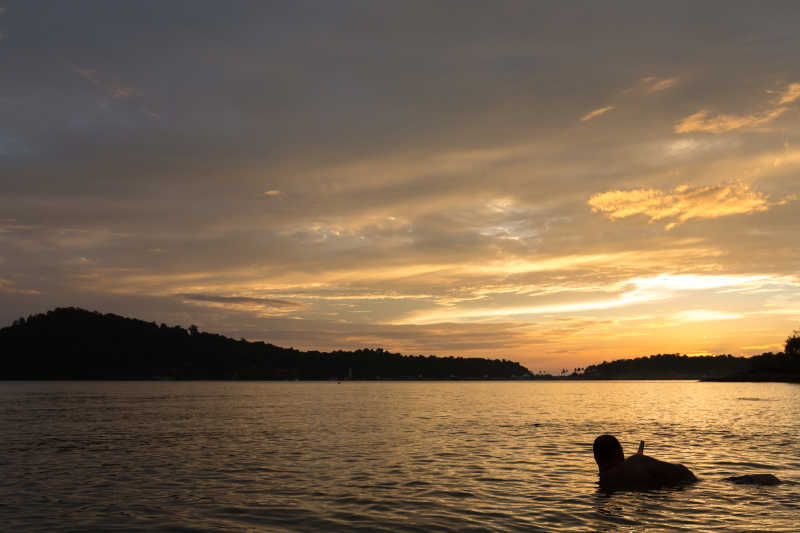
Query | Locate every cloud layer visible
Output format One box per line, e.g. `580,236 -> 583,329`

177,293 -> 304,315
2,2 -> 800,371
588,183 -> 790,229
675,81 -> 800,133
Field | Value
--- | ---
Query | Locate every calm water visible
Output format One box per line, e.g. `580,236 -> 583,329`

1,381 -> 798,532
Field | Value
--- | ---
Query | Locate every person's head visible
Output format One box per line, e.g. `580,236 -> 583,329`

593,435 -> 624,472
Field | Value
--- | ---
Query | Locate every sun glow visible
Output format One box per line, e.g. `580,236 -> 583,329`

394,274 -> 796,325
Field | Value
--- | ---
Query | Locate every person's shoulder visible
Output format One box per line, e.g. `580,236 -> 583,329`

630,454 -> 697,481
626,454 -> 670,467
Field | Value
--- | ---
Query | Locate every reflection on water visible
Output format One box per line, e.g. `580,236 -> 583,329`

1,381 -> 798,531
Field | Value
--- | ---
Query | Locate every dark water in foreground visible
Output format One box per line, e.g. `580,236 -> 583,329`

1,381 -> 798,532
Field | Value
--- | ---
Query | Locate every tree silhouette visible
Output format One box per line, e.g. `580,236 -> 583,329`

0,307 -> 533,380
786,329 -> 800,356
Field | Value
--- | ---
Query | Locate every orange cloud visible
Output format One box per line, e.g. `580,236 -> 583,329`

0,278 -> 40,295
675,81 -> 800,134
674,107 -> 788,134
580,105 -> 614,122
775,82 -> 800,105
588,182 -> 789,229
741,343 -> 783,351
643,76 -> 678,93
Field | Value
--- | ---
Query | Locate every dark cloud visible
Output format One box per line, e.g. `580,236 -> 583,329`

177,293 -> 303,309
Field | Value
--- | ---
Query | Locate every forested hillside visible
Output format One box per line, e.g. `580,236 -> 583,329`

0,308 -> 531,380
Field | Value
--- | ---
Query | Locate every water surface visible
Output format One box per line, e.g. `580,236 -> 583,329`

1,381 -> 798,531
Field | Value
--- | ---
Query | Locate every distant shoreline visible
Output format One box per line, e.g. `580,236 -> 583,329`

3,307 -> 798,382
0,377 -> 800,384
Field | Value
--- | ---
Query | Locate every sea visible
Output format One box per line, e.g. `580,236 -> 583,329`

1,380 -> 798,532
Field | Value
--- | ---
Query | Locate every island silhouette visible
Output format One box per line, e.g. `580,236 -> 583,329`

0,308 -> 531,380
1,307 -> 798,381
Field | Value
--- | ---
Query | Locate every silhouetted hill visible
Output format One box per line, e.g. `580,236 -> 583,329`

577,352 -> 800,382
0,308 -> 532,380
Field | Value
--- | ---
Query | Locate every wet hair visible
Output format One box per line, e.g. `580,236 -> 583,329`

593,434 -> 624,471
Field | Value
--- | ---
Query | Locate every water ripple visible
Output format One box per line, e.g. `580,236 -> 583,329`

1,380 -> 798,532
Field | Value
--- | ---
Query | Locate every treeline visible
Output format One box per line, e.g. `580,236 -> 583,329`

0,307 -> 532,380
579,348 -> 800,382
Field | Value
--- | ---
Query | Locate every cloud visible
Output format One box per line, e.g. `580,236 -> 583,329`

396,293 -> 649,325
673,309 -> 742,322
178,293 -> 303,307
740,343 -> 783,351
71,64 -> 147,108
395,273 -> 785,325
73,65 -> 138,100
5,4 -> 800,370
580,105 -> 614,122
177,293 -> 305,315
642,76 -> 678,93
239,318 -> 572,355
674,107 -> 788,134
72,242 -> 727,320
0,278 -> 40,295
72,65 -> 101,86
775,82 -> 800,105
675,81 -> 800,134
588,182 -> 791,229
111,83 -> 138,100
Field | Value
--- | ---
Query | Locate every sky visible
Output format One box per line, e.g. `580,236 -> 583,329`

1,1 -> 799,372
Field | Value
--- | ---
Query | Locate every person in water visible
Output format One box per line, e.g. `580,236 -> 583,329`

593,435 -> 697,490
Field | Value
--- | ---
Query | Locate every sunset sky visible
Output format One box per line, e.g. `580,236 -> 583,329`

1,2 -> 799,371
